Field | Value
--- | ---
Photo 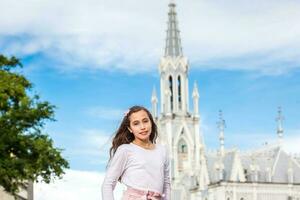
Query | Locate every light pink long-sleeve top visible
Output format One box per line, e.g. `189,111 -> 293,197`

101,143 -> 171,200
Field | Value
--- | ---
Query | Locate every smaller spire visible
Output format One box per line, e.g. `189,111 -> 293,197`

151,87 -> 158,118
217,110 -> 226,156
215,154 -> 224,181
151,87 -> 158,102
192,82 -> 200,117
276,106 -> 284,145
192,82 -> 199,98
266,167 -> 272,182
250,155 -> 259,182
265,156 -> 272,182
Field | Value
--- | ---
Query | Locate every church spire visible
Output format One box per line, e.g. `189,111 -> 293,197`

276,106 -> 284,145
159,0 -> 189,115
165,0 -> 183,57
217,110 -> 225,156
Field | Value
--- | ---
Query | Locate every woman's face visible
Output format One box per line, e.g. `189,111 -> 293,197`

128,110 -> 152,143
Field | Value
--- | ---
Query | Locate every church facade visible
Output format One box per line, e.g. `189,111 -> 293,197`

151,2 -> 300,200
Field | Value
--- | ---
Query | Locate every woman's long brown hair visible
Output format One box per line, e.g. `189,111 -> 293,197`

109,105 -> 158,160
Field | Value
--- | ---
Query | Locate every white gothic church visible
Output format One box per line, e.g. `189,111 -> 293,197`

151,1 -> 300,200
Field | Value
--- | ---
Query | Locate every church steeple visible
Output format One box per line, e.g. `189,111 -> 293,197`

165,0 -> 183,58
154,2 -> 206,197
159,0 -> 189,115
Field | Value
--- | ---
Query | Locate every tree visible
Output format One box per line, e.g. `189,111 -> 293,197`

0,54 -> 69,196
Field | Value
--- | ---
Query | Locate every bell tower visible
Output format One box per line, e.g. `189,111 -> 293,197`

152,1 -> 209,199
159,1 -> 189,116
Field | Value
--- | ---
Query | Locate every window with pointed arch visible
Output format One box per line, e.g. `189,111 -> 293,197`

180,143 -> 187,154
177,75 -> 182,109
177,137 -> 188,171
168,76 -> 173,110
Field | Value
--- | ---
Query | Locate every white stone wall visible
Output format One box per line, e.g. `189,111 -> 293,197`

204,182 -> 300,200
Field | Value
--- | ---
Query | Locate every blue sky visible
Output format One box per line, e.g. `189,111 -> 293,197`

1,0 -> 300,199
21,55 -> 300,172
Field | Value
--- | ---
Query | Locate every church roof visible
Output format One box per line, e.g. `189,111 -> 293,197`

206,145 -> 300,184
240,146 -> 279,182
272,148 -> 300,183
206,150 -> 237,183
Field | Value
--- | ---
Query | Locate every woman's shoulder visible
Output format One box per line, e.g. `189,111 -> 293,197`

117,143 -> 132,151
113,144 -> 132,156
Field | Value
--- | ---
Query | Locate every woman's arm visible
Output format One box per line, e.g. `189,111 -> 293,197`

101,146 -> 128,200
163,147 -> 171,200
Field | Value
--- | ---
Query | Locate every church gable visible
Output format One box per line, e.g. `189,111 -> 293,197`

206,150 -> 246,183
230,151 -> 246,182
160,57 -> 188,72
272,148 -> 300,183
223,152 -> 234,180
174,123 -> 194,149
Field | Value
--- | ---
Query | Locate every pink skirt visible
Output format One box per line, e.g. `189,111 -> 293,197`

122,187 -> 162,200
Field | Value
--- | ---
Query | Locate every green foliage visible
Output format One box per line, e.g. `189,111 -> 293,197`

0,54 -> 69,196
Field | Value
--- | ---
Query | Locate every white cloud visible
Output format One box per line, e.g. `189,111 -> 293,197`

34,169 -> 125,200
83,129 -> 112,148
1,0 -> 300,74
50,127 -> 113,167
67,128 -> 112,161
86,107 -> 124,120
282,131 -> 300,154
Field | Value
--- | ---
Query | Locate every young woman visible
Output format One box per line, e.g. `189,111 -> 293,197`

102,105 -> 170,200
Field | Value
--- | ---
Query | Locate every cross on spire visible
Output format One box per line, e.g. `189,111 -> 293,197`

217,110 -> 226,132
276,106 -> 284,145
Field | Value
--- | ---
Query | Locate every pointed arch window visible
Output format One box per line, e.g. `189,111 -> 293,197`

169,76 -> 173,110
178,138 -> 188,153
181,144 -> 187,153
178,75 -> 182,110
